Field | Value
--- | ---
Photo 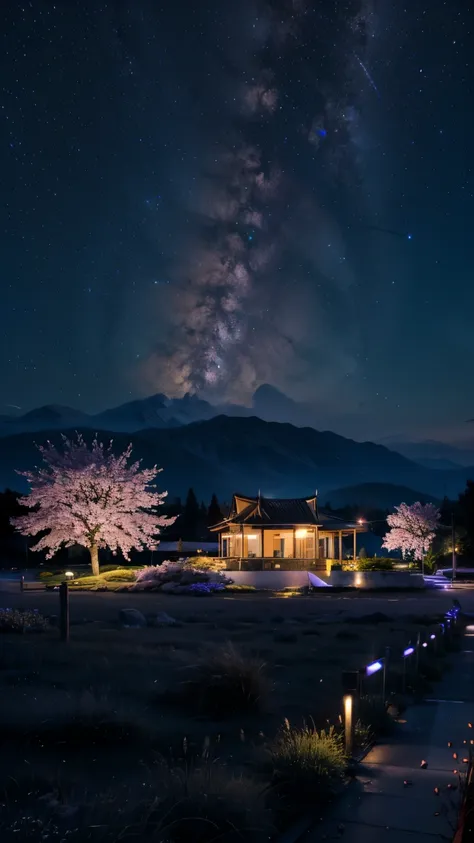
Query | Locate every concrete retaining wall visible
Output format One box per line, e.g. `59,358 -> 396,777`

329,571 -> 425,589
227,570 -> 310,590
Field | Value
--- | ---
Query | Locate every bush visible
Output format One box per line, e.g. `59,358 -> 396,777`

38,571 -> 53,580
0,608 -> 49,633
100,568 -> 138,582
186,556 -> 227,572
134,561 -> 230,594
225,583 -> 257,592
357,696 -> 396,738
149,764 -> 273,843
270,721 -> 345,803
358,558 -> 394,571
0,763 -> 273,843
181,643 -> 270,716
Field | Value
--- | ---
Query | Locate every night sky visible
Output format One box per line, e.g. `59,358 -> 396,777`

1,1 -> 472,441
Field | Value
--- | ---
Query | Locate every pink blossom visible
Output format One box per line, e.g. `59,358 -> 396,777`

382,502 -> 440,561
11,434 -> 176,575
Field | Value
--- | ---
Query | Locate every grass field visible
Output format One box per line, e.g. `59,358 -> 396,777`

0,588 -> 460,841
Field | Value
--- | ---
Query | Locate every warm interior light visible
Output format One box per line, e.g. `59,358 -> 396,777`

246,534 -> 257,539
295,529 -> 308,538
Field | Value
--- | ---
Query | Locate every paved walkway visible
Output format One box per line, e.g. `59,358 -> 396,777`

306,638 -> 474,842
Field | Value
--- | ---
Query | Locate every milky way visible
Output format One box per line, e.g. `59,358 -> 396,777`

144,0 -> 376,404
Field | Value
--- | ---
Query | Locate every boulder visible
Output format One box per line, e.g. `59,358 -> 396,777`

118,608 -> 147,628
147,612 -> 179,627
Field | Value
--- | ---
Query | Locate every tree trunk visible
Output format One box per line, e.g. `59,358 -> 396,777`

90,543 -> 100,576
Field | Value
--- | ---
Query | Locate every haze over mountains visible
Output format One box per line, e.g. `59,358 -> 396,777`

2,384 -> 474,463
0,390 -> 473,503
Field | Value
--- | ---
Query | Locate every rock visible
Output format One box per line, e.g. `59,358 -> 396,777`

160,582 -> 178,594
118,608 -> 147,628
147,612 -> 178,627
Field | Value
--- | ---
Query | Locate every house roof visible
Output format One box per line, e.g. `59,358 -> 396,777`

210,494 -> 364,532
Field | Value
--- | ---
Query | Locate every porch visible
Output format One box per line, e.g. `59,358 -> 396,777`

218,525 -> 358,570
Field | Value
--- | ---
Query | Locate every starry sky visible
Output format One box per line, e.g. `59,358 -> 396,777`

1,0 -> 473,441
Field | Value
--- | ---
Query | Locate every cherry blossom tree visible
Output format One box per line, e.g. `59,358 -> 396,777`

382,501 -> 441,563
11,434 -> 176,575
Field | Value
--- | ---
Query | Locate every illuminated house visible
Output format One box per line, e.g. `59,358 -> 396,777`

210,493 -> 366,570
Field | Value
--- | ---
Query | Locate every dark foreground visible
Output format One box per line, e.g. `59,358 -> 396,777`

1,586 -> 472,842
2,583 -> 474,623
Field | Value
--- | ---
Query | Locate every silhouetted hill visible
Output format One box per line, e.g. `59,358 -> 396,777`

324,482 -> 442,510
0,415 -> 472,502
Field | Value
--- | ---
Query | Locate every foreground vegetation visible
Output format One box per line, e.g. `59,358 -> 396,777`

0,592 -> 459,840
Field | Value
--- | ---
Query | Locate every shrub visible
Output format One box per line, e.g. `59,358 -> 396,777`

0,608 -> 49,633
357,696 -> 396,737
38,571 -> 53,580
0,763 -> 273,843
225,583 -> 257,592
181,643 -> 270,716
358,558 -> 394,572
134,561 -> 230,594
150,763 -> 273,843
100,568 -> 138,582
419,658 -> 443,681
270,721 -> 345,803
186,556 -> 227,572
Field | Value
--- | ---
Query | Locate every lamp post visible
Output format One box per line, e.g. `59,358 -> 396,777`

451,512 -> 457,587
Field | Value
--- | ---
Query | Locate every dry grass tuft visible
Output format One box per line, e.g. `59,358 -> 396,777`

269,720 -> 346,804
180,642 -> 271,717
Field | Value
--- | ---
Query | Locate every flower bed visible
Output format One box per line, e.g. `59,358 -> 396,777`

132,560 -> 232,595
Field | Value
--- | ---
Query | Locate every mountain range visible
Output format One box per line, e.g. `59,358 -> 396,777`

2,386 -> 474,470
0,412 -> 472,504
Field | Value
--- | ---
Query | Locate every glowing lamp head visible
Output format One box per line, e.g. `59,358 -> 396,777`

65,571 -> 74,579
366,660 -> 383,677
403,647 -> 415,658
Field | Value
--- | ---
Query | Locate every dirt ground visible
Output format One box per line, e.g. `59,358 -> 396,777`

0,587 -> 469,803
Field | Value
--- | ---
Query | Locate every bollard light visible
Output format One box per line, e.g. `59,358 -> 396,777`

343,694 -> 353,757
65,571 -> 74,579
366,660 -> 383,676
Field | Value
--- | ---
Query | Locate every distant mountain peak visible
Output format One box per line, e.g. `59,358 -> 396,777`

21,404 -> 87,421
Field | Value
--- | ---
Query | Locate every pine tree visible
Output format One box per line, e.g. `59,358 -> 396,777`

181,487 -> 200,541
207,493 -> 223,527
